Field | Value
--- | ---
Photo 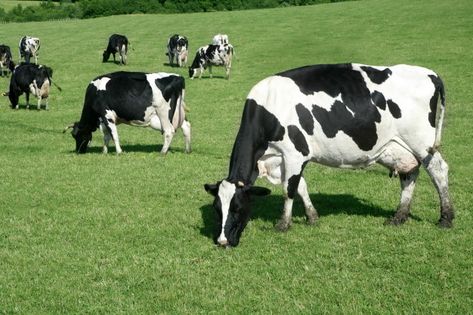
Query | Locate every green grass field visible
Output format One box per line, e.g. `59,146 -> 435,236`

1,0 -> 472,313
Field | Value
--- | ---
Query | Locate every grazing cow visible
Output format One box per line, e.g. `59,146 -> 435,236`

19,36 -> 40,64
188,44 -> 233,79
0,44 -> 14,76
205,63 -> 454,247
64,71 -> 191,155
212,34 -> 229,46
167,34 -> 189,67
103,34 -> 129,65
7,63 -> 53,110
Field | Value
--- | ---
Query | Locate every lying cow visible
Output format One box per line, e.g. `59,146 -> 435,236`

103,34 -> 129,65
19,36 -> 40,64
188,44 -> 233,79
64,71 -> 191,155
167,34 -> 189,67
7,63 -> 53,110
0,44 -> 14,77
205,63 -> 454,247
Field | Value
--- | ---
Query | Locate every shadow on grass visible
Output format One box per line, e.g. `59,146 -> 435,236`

199,192 -> 421,240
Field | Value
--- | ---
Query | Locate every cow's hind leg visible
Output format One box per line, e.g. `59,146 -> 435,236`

385,167 -> 419,225
276,160 -> 308,232
298,176 -> 318,225
101,118 -> 122,154
181,119 -> 192,153
422,151 -> 454,227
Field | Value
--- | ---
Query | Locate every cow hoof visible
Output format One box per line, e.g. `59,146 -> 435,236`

275,220 -> 291,232
437,218 -> 453,228
306,214 -> 318,225
384,215 -> 408,226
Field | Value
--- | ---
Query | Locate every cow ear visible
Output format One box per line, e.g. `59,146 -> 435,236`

204,183 -> 219,196
248,186 -> 271,196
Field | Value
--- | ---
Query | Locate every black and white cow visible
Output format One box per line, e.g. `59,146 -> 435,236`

167,34 -> 189,67
0,45 -> 14,77
103,34 -> 129,65
65,71 -> 191,155
205,63 -> 454,247
7,63 -> 53,110
189,44 -> 233,79
19,36 -> 40,64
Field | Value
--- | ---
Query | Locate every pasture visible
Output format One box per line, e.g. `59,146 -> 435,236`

0,0 -> 472,313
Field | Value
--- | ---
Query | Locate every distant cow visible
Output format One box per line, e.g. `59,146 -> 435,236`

212,34 -> 229,46
7,63 -> 53,110
0,44 -> 14,76
65,71 -> 191,155
188,44 -> 234,79
19,36 -> 40,64
103,34 -> 129,65
205,63 -> 454,247
167,34 -> 189,67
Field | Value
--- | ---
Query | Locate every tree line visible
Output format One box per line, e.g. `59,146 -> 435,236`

0,0 -> 349,23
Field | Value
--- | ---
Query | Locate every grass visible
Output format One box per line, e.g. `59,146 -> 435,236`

0,0 -> 472,313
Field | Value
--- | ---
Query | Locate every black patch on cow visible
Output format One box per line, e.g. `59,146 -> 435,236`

387,100 -> 402,119
286,161 -> 308,199
228,99 -> 285,184
371,91 -> 386,110
288,125 -> 310,156
312,100 -> 379,151
155,75 -> 185,121
428,74 -> 444,128
295,103 -> 314,135
360,66 -> 392,84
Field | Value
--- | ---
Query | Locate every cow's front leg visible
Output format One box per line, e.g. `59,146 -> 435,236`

102,117 -> 122,154
26,93 -> 30,110
99,122 -> 112,154
208,65 -> 213,78
37,96 -> 41,110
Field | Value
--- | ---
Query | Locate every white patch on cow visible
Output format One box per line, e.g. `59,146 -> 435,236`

91,77 -> 111,91
217,180 -> 236,245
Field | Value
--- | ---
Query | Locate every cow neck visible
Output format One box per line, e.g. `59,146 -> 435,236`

79,99 -> 99,132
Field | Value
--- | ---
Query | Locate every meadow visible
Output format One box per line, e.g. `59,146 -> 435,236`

0,0 -> 472,313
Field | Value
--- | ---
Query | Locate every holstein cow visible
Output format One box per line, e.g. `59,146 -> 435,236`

0,44 -> 14,77
205,63 -> 454,247
7,63 -> 53,110
167,34 -> 189,67
19,36 -> 40,64
64,71 -> 191,155
103,34 -> 129,65
188,44 -> 233,79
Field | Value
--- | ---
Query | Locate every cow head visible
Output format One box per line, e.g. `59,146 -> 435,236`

204,180 -> 270,247
65,122 -> 92,153
102,50 -> 110,63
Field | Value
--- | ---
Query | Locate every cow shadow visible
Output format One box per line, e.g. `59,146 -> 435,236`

199,192 -> 417,240
68,143 -> 190,154
162,62 -> 185,68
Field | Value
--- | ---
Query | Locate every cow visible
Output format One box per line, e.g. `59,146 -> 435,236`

212,34 -> 229,46
7,63 -> 53,110
205,63 -> 454,247
167,34 -> 189,67
188,44 -> 233,80
0,45 -> 14,77
64,71 -> 191,155
103,34 -> 129,65
19,36 -> 40,64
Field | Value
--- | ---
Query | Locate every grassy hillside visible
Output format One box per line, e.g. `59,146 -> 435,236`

0,0 -> 472,313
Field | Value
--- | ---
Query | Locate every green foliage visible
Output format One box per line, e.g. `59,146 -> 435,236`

0,0 -> 348,22
0,0 -> 472,313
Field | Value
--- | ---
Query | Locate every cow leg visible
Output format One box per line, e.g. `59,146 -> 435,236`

37,96 -> 41,110
181,119 -> 192,153
276,160 -> 307,232
208,65 -> 213,78
225,65 -> 231,80
99,122 -> 112,154
156,108 -> 175,154
297,176 -> 318,225
385,167 -> 419,225
422,152 -> 454,227
26,93 -> 30,110
102,118 -> 122,154
44,97 -> 49,111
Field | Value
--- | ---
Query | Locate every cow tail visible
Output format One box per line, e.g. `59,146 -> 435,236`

432,75 -> 446,152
